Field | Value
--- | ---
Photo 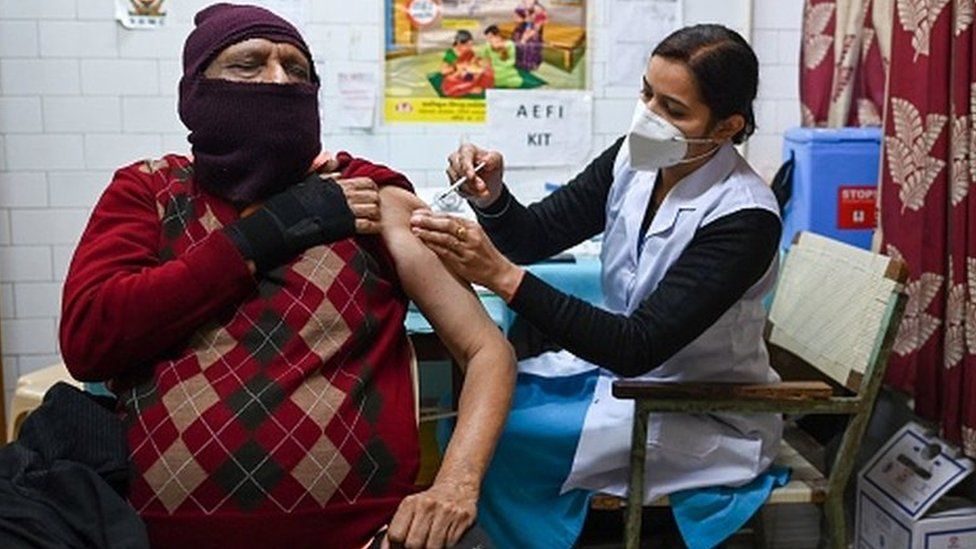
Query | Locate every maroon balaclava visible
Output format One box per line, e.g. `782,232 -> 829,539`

178,3 -> 321,204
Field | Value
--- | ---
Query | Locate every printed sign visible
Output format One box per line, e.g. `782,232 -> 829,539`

838,185 -> 877,230
486,90 -> 592,167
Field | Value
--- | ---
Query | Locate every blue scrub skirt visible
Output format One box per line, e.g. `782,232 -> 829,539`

441,370 -> 597,548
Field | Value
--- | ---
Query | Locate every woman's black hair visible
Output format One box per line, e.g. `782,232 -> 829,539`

652,24 -> 759,144
484,24 -> 500,36
454,29 -> 473,45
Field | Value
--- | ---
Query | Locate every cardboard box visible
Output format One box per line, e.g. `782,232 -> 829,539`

857,422 -> 976,549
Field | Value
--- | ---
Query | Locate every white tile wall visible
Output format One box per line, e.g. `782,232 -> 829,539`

13,282 -> 62,318
1,284 -> 14,318
117,25 -> 191,60
51,245 -> 75,281
81,59 -> 159,95
6,135 -> 85,170
0,210 -> 9,245
0,21 -> 40,58
0,246 -> 53,282
43,96 -> 123,133
48,170 -> 112,207
0,0 -> 76,20
0,59 -> 81,95
750,0 -> 803,180
0,0 -> 804,415
0,97 -> 43,133
39,21 -> 119,58
10,209 -> 90,245
0,172 -> 48,207
83,133 -> 162,169
122,96 -> 185,133
1,318 -> 56,355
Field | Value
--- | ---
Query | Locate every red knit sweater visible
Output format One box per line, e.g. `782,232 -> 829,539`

60,154 -> 420,548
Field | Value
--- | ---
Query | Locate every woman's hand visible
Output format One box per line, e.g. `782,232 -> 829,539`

383,479 -> 477,549
322,174 -> 381,234
410,209 -> 524,301
445,143 -> 505,209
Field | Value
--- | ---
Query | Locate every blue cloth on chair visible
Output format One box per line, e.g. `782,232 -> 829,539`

670,465 -> 791,549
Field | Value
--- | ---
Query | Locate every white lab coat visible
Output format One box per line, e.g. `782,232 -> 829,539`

519,142 -> 783,502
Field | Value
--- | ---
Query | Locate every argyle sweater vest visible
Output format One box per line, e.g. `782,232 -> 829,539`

62,154 -> 419,548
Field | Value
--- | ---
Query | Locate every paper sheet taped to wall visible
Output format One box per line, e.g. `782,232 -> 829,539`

608,0 -> 682,89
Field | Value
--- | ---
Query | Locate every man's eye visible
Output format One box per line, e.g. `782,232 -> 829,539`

230,63 -> 260,72
288,65 -> 311,79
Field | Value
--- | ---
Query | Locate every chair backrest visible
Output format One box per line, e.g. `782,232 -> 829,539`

766,232 -> 908,394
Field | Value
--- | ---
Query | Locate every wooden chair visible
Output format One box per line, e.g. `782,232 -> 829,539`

612,232 -> 908,549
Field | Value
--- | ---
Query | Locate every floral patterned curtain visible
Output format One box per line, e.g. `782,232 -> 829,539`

800,0 -> 893,127
879,0 -> 976,457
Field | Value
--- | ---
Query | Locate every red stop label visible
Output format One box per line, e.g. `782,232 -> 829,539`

837,186 -> 877,230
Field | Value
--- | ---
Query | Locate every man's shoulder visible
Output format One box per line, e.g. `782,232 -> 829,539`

113,154 -> 193,188
101,154 -> 196,209
333,151 -> 414,192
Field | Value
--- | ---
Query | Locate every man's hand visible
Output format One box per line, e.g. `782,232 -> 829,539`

332,175 -> 381,234
222,173 -> 356,272
384,480 -> 478,549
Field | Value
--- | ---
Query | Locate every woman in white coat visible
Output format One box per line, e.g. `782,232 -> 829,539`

411,25 -> 783,548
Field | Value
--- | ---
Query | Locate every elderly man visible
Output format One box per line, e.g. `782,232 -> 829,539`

59,4 -> 514,548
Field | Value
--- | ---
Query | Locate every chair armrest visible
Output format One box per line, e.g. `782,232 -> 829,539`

613,381 -> 833,400
611,380 -> 861,415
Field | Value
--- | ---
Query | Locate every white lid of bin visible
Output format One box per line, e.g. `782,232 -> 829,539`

784,127 -> 882,143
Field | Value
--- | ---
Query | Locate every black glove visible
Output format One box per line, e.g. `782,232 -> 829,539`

223,173 -> 356,272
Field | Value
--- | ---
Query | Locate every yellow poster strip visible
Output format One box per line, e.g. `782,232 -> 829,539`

440,18 -> 479,30
385,98 -> 486,123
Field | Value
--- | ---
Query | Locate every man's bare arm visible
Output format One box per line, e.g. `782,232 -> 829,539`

379,186 -> 515,548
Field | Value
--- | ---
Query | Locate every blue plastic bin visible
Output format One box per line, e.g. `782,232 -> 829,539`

779,127 -> 882,250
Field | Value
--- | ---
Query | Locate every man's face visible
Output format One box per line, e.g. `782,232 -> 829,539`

487,34 -> 502,47
203,38 -> 311,84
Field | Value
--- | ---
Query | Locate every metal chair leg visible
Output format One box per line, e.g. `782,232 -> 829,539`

625,402 -> 649,549
823,494 -> 847,549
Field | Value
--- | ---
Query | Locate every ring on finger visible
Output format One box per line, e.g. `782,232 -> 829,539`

455,226 -> 467,241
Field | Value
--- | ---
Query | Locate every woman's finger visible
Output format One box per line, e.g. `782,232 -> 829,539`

458,143 -> 479,180
410,213 -> 458,234
426,242 -> 465,264
412,226 -> 462,250
445,167 -> 460,185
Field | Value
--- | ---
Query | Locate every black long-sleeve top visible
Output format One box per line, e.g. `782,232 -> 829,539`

475,137 -> 781,378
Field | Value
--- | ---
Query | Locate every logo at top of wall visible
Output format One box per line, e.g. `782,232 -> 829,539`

116,0 -> 167,30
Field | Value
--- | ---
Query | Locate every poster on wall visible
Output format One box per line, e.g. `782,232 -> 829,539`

607,0 -> 681,90
115,0 -> 168,29
384,0 -> 589,124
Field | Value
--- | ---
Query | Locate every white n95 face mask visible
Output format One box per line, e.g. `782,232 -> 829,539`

627,100 -> 719,172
